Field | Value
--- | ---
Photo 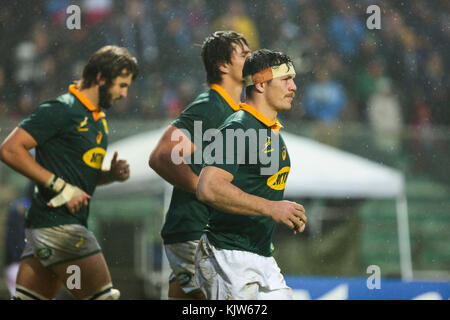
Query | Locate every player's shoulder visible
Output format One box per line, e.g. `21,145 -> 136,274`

185,91 -> 211,109
38,92 -> 74,110
218,110 -> 248,130
185,87 -> 228,110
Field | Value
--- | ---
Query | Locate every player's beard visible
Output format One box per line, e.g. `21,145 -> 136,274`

98,83 -> 113,110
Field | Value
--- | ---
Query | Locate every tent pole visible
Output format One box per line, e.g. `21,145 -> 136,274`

396,193 -> 413,280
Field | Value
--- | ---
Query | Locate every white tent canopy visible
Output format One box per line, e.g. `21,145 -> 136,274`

98,129 -> 404,198
97,128 -> 412,281
281,132 -> 404,199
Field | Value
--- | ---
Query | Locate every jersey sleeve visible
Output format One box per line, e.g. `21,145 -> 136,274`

18,101 -> 70,145
203,121 -> 247,177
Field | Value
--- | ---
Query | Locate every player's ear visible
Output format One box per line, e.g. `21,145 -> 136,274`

255,82 -> 265,93
218,62 -> 229,74
96,72 -> 105,86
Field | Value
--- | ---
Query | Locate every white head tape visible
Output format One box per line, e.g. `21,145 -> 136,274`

244,63 -> 296,86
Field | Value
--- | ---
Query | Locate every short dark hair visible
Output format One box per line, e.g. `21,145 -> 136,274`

201,31 -> 249,85
81,45 -> 139,89
243,49 -> 293,98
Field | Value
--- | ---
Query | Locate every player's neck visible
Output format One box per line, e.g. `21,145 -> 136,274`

218,79 -> 243,104
78,86 -> 100,110
246,97 -> 278,123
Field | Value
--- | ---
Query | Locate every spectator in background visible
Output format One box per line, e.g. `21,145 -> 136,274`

104,0 -> 158,71
213,1 -> 260,49
13,41 -> 37,87
82,0 -> 113,26
351,58 -> 386,122
101,0 -> 159,118
303,67 -> 347,123
4,182 -> 34,296
186,0 -> 211,44
423,51 -> 448,125
153,0 -> 194,86
410,89 -> 434,173
302,67 -> 347,147
45,0 -> 71,25
328,0 -> 365,60
161,86 -> 184,119
367,78 -> 403,153
0,0 -> 448,126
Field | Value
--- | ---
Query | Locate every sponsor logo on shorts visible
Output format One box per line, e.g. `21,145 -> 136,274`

75,237 -> 85,248
82,147 -> 106,169
176,272 -> 192,286
266,166 -> 290,190
36,247 -> 53,260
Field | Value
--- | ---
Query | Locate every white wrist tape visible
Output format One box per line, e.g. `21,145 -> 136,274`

49,183 -> 84,207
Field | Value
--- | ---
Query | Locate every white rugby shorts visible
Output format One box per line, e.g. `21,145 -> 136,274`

194,234 -> 293,300
21,224 -> 101,268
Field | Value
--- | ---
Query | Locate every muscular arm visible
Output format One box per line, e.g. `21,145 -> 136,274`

196,166 -> 307,233
0,127 -> 53,185
0,127 -> 90,213
149,125 -> 198,194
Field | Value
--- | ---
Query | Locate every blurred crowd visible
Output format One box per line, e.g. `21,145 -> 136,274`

0,0 -> 448,132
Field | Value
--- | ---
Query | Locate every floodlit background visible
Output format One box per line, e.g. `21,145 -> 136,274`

0,0 -> 449,299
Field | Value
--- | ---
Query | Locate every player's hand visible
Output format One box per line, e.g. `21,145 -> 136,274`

268,200 -> 307,234
47,184 -> 91,214
110,151 -> 130,182
64,189 -> 91,214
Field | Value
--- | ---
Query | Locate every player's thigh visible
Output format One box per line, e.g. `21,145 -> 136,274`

16,256 -> 63,299
51,252 -> 112,299
168,279 -> 205,300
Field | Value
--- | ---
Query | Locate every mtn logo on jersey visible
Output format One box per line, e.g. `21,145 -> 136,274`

266,166 -> 290,190
82,147 -> 106,169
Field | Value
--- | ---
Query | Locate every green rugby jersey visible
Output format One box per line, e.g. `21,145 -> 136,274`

161,84 -> 240,244
19,85 -> 109,228
204,103 -> 290,257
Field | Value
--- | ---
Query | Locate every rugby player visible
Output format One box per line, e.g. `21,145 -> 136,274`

149,31 -> 251,299
0,45 -> 138,300
195,49 -> 307,300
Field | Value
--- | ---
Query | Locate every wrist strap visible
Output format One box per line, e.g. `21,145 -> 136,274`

44,174 -> 55,188
49,176 -> 58,190
45,174 -> 66,193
